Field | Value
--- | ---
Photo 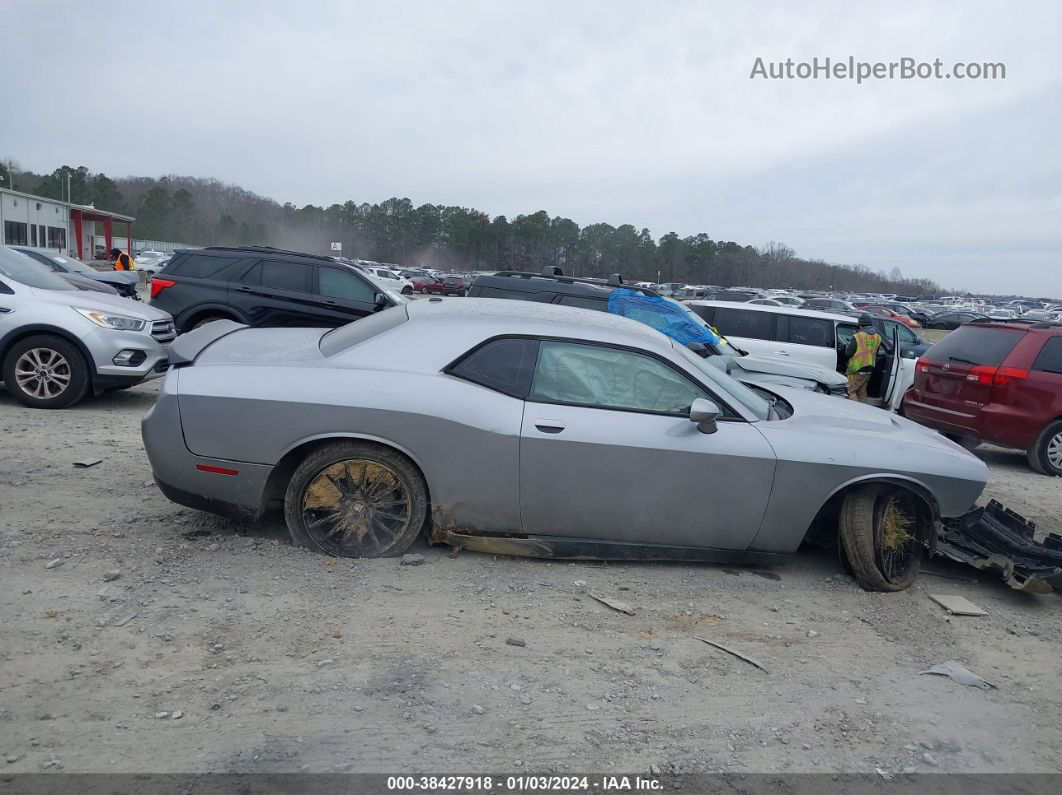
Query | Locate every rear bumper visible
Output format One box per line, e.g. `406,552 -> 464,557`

903,395 -> 1040,450
141,369 -> 274,519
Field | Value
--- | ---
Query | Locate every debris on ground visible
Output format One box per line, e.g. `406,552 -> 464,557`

938,500 -> 1062,593
587,590 -> 636,615
400,553 -> 425,566
44,559 -> 63,570
929,594 -> 987,616
505,637 -> 526,647
920,660 -> 996,690
72,458 -> 103,468
102,570 -> 121,582
693,636 -> 768,673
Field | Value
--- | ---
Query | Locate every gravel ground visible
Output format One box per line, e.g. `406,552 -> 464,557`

1,382 -> 1060,775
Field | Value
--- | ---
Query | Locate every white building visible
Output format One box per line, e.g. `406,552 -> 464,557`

0,187 -> 135,260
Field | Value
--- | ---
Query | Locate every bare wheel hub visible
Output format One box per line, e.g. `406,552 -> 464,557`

301,459 -> 411,556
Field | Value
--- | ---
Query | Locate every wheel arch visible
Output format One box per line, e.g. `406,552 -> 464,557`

0,324 -> 98,378
178,304 -> 246,332
260,433 -> 431,512
804,473 -> 940,548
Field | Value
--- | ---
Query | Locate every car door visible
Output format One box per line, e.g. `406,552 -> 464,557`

519,340 -> 776,550
311,265 -> 381,326
769,314 -> 837,370
229,259 -> 320,327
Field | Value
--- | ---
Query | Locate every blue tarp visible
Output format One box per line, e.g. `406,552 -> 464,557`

606,289 -> 722,347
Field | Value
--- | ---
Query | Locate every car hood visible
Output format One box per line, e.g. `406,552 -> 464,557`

88,270 -> 139,286
28,284 -> 171,321
731,353 -> 846,386
761,385 -> 989,475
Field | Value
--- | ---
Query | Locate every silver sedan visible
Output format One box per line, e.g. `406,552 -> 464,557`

142,299 -> 988,591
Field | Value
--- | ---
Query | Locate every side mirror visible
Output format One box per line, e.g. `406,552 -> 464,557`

373,293 -> 389,310
689,398 -> 721,434
901,349 -> 916,359
685,341 -> 709,358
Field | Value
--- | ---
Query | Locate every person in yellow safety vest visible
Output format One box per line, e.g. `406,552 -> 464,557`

844,314 -> 883,402
111,248 -> 135,271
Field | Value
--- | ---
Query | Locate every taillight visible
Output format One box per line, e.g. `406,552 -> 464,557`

149,278 -> 176,299
917,362 -> 930,374
992,367 -> 1028,386
966,365 -> 997,384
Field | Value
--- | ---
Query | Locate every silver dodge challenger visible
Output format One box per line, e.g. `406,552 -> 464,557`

142,298 -> 988,591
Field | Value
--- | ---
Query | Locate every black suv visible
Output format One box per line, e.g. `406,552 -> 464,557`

150,246 -> 394,332
467,267 -> 652,309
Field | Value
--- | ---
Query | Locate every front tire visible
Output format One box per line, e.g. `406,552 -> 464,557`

839,486 -> 926,592
284,441 -> 428,558
1027,420 -> 1062,476
2,335 -> 90,409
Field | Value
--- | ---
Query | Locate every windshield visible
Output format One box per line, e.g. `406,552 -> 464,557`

674,342 -> 770,420
50,255 -> 97,275
0,247 -> 75,290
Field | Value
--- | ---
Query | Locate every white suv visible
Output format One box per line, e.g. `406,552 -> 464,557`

686,300 -> 916,410
0,246 -> 175,409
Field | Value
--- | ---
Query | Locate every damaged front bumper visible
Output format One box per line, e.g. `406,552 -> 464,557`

937,500 -> 1062,593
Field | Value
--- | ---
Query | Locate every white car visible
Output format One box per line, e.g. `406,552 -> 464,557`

365,267 -> 414,295
686,300 -> 916,411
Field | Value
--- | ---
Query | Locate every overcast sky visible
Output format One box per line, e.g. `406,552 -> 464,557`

3,0 -> 1060,295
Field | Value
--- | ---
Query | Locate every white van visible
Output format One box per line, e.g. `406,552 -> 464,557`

685,300 -> 916,411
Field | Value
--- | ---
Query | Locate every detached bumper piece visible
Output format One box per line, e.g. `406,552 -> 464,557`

938,500 -> 1062,593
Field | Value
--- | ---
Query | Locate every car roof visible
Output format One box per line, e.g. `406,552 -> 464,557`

405,296 -> 674,350
966,319 -> 1062,334
686,300 -> 856,324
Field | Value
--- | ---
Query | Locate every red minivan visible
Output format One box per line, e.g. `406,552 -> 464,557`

902,321 -> 1062,475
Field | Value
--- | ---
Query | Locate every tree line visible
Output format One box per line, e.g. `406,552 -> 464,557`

8,162 -> 940,294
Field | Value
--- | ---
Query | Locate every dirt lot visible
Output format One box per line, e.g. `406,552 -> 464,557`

1,382 -> 1060,775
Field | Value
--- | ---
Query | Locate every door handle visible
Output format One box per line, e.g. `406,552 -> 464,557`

235,285 -> 253,293
533,419 -> 566,434
775,350 -> 789,356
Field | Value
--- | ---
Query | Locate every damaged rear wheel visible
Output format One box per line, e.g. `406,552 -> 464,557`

284,441 -> 427,558
839,485 -> 928,592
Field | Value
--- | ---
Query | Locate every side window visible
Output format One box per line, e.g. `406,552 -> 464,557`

530,341 -> 704,415
259,260 -> 310,293
788,316 -> 834,348
167,254 -> 231,279
898,325 -> 918,344
687,305 -> 716,325
836,324 -> 857,349
774,315 -> 789,342
556,295 -> 607,311
714,308 -> 773,341
318,267 -> 376,302
1032,338 -> 1062,375
449,338 -> 540,398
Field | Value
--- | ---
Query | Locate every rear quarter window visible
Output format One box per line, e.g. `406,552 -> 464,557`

165,253 -> 232,279
925,326 -> 1024,367
1031,337 -> 1062,375
448,337 -> 540,398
